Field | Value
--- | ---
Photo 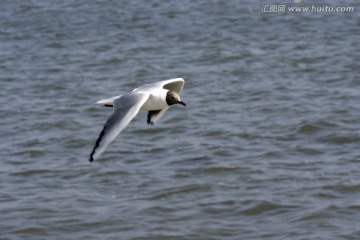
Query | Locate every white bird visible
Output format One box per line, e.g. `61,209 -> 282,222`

89,78 -> 186,162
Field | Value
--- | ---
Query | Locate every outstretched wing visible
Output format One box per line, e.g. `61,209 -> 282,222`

89,92 -> 150,161
133,78 -> 185,94
160,78 -> 185,94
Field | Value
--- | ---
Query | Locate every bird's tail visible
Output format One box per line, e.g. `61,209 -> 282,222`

96,95 -> 122,107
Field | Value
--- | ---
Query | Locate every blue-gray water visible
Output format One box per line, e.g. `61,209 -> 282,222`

1,0 -> 360,239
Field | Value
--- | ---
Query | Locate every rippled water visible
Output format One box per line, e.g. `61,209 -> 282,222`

1,0 -> 360,239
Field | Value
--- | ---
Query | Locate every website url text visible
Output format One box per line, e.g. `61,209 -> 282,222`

261,5 -> 354,13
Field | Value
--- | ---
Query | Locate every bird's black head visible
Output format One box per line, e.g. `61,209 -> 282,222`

166,91 -> 186,106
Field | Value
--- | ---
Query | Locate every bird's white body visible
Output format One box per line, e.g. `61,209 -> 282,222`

90,78 -> 185,161
139,88 -> 169,111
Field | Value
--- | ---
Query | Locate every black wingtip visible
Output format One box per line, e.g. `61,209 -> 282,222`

89,126 -> 107,163
89,148 -> 96,162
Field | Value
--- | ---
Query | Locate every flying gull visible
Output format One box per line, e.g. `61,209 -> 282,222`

89,78 -> 186,162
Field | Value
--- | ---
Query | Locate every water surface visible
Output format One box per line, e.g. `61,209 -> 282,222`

1,0 -> 360,239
